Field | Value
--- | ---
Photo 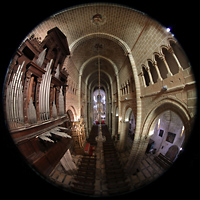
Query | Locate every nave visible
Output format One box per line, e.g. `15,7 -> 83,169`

49,125 -> 164,197
50,125 -> 130,196
2,3 -> 197,197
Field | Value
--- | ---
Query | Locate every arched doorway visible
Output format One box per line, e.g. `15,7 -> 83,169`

125,99 -> 191,174
66,106 -> 77,122
125,108 -> 135,151
119,107 -> 135,151
146,110 -> 185,162
114,107 -> 119,140
66,109 -> 74,121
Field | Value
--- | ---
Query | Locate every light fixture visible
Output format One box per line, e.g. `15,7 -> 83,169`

166,27 -> 171,32
149,129 -> 154,136
95,25 -> 106,143
162,85 -> 168,91
181,126 -> 185,137
157,118 -> 160,130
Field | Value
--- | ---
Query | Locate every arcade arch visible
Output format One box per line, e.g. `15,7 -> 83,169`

147,110 -> 185,162
119,107 -> 136,151
66,106 -> 77,121
125,98 -> 192,174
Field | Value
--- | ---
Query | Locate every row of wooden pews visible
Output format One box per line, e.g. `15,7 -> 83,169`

102,125 -> 131,195
71,126 -> 99,195
87,125 -> 98,146
71,155 -> 96,195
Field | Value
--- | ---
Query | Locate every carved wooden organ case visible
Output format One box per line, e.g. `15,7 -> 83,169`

4,27 -> 70,131
3,27 -> 72,176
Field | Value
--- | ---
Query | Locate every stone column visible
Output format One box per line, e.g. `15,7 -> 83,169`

168,47 -> 183,72
153,61 -> 163,81
140,71 -> 147,87
146,67 -> 154,85
127,80 -> 130,94
109,101 -> 112,133
118,121 -> 129,152
160,54 -> 173,77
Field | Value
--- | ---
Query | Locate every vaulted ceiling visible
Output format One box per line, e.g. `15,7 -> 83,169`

29,3 -> 171,92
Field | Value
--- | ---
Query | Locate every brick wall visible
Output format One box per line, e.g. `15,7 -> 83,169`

21,4 -> 197,174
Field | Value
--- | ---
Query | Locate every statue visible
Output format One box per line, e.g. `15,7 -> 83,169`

71,117 -> 86,155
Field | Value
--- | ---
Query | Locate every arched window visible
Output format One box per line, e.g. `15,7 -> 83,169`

142,66 -> 150,86
169,40 -> 190,70
155,54 -> 168,79
162,47 -> 179,75
148,60 -> 158,83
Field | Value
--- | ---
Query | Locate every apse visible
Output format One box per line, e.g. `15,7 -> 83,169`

93,88 -> 106,123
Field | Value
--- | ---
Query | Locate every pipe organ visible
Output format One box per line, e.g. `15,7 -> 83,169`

6,61 -> 25,129
4,27 -> 73,177
39,59 -> 53,121
27,97 -> 37,124
59,86 -> 65,116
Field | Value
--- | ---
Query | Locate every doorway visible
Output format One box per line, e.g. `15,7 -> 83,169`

147,110 -> 185,162
124,108 -> 135,151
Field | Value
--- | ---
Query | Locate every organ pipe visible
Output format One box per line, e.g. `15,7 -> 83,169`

59,86 -> 64,116
39,59 -> 53,120
6,61 -> 24,129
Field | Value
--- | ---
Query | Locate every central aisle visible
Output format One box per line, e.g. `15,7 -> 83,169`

71,125 -> 130,196
101,125 -> 131,195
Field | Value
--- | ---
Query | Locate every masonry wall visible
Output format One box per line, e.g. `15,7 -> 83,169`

22,4 -> 197,175
63,57 -> 79,119
118,57 -> 137,119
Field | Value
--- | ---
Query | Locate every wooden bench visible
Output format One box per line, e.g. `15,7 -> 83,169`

72,182 -> 94,190
107,186 -> 130,195
76,171 -> 95,179
81,162 -> 96,168
78,168 -> 95,175
74,177 -> 95,184
106,175 -> 126,183
104,152 -> 117,157
107,182 -> 126,189
105,165 -> 122,170
154,153 -> 173,169
106,173 -> 124,180
71,186 -> 94,195
82,157 -> 96,161
103,148 -> 115,151
105,168 -> 123,174
81,160 -> 96,164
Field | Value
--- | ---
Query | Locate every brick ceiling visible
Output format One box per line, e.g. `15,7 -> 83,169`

29,3 -> 171,90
